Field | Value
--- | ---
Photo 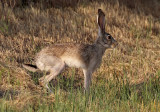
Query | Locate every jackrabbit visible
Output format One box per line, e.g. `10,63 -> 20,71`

23,9 -> 117,92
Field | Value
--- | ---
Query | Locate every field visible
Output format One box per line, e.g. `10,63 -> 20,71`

0,0 -> 160,111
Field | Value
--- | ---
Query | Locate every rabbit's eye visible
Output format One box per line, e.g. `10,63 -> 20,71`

108,35 -> 112,39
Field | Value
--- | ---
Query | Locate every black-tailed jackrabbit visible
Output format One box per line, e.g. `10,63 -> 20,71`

23,9 -> 117,92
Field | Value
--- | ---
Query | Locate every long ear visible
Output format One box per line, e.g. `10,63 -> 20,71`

97,9 -> 105,36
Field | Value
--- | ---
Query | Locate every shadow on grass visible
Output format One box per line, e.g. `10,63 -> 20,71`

1,0 -> 160,18
28,68 -> 83,92
50,74 -> 83,92
0,89 -> 19,100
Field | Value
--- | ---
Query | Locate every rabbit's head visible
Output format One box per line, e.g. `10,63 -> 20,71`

97,9 -> 118,48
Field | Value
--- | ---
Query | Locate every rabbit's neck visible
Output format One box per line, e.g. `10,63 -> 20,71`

93,41 -> 107,57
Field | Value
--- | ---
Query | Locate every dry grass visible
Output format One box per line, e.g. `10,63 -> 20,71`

0,0 -> 160,111
0,62 -> 55,111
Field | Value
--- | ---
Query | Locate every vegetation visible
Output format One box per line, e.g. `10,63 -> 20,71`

0,0 -> 160,111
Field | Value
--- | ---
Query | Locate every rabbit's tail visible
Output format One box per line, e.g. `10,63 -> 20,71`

22,64 -> 39,72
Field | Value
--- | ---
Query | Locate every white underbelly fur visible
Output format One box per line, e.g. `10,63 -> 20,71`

62,57 -> 86,69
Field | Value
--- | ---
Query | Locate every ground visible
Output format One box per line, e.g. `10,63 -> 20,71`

0,0 -> 160,111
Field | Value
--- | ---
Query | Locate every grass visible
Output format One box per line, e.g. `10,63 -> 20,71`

0,68 -> 160,111
0,0 -> 160,111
